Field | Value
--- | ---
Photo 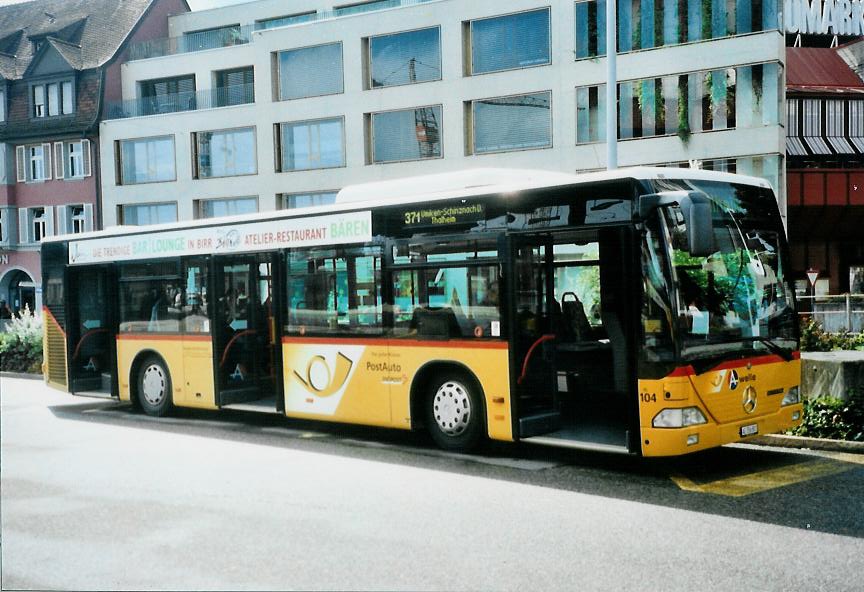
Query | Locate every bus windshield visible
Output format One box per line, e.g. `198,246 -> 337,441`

642,179 -> 797,364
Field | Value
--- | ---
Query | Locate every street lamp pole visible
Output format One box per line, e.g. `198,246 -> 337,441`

605,0 -> 617,170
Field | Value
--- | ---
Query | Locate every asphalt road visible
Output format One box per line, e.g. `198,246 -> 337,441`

2,375 -> 863,591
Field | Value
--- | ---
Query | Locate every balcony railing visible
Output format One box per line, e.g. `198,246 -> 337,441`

127,1 -> 441,60
104,83 -> 254,120
128,24 -> 254,61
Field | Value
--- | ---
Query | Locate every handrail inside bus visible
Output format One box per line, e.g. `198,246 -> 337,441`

219,329 -> 257,367
72,328 -> 110,360
517,334 -> 556,385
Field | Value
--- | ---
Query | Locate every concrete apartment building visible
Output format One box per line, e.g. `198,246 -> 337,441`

98,0 -> 786,228
0,0 -> 189,315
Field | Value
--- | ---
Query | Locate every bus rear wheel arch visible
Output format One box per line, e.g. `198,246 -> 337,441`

133,353 -> 174,417
414,364 -> 486,453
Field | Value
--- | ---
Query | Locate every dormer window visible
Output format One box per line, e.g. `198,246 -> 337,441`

31,80 -> 74,118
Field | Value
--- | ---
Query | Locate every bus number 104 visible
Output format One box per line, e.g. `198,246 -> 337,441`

640,392 -> 657,403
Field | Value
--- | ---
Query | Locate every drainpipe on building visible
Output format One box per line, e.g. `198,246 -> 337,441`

606,0 -> 617,171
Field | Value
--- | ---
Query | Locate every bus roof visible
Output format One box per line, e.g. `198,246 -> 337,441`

45,166 -> 772,244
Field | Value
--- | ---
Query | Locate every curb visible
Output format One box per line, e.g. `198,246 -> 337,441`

0,371 -> 43,381
749,433 -> 864,454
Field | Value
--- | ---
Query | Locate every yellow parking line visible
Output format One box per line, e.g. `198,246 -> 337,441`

671,459 -> 857,497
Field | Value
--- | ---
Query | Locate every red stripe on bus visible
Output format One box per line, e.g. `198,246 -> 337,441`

280,336 -> 509,350
117,334 -> 211,342
664,352 -> 800,378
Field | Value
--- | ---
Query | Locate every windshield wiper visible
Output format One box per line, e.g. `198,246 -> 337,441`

740,336 -> 795,361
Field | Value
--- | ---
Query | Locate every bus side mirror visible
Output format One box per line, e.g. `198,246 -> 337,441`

680,193 -> 715,257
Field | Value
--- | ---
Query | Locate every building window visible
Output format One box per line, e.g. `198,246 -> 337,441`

56,140 -> 91,179
69,205 -> 86,234
33,85 -> 45,117
277,117 -> 345,171
576,62 -> 781,144
197,196 -> 258,219
118,136 -> 176,185
28,145 -> 48,181
469,91 -> 552,154
193,127 -> 257,179
16,144 -> 53,183
1,88 -> 6,122
139,75 -> 196,115
31,81 -> 74,118
120,203 -> 178,226
281,191 -> 338,209
468,9 -> 550,75
30,145 -> 46,180
31,207 -> 47,242
214,67 -> 254,107
276,43 -> 343,101
367,27 -> 441,88
255,11 -> 316,30
0,209 -> 6,243
574,0 -> 780,59
370,106 -> 442,163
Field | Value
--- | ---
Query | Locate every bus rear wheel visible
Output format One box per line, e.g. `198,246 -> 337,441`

425,374 -> 484,452
137,356 -> 173,417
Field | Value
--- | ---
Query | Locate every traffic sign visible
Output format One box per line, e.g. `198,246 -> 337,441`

806,268 -> 819,286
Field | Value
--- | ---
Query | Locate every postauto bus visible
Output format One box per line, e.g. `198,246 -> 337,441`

41,168 -> 802,455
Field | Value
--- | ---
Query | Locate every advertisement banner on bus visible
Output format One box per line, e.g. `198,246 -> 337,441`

67,211 -> 373,265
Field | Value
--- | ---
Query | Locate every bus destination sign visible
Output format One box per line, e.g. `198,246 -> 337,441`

401,203 -> 485,228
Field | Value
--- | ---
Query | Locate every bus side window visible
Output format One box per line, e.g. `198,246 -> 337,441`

286,247 -> 382,335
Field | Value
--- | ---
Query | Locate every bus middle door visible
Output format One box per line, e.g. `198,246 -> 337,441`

213,254 -> 279,407
509,235 -> 559,437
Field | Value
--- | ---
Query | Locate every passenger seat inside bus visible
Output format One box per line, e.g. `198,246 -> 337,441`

560,292 -> 592,341
410,307 -> 462,339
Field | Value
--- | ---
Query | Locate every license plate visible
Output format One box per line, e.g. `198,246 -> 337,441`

740,423 -> 758,437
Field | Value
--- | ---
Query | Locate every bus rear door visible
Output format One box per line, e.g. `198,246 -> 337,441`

68,265 -> 117,395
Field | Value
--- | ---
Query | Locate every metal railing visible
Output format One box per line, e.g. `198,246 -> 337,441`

128,24 -> 254,61
798,294 -> 864,333
104,83 -> 254,120
128,1 -> 441,60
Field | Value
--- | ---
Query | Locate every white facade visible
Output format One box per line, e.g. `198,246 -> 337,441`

99,0 -> 787,227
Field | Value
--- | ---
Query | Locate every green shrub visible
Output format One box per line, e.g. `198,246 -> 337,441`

799,318 -> 864,352
0,305 -> 43,374
789,390 -> 864,442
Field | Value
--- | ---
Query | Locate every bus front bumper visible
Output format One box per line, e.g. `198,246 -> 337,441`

640,403 -> 804,457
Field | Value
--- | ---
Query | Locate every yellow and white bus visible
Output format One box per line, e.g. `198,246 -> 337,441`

41,167 -> 802,456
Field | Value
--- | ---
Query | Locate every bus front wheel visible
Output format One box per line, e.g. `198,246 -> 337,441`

136,356 -> 173,417
425,374 -> 484,452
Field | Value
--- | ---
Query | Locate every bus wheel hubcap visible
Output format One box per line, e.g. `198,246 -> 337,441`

142,365 -> 166,405
433,381 -> 471,436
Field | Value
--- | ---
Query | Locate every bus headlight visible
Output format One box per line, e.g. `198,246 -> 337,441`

781,386 -> 800,406
652,407 -> 707,428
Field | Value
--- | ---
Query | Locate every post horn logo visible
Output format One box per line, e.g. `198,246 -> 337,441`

294,352 -> 353,397
742,386 -> 758,414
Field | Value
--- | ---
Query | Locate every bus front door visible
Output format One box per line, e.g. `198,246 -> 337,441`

512,229 -> 635,453
68,265 -> 117,395
213,254 -> 279,408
